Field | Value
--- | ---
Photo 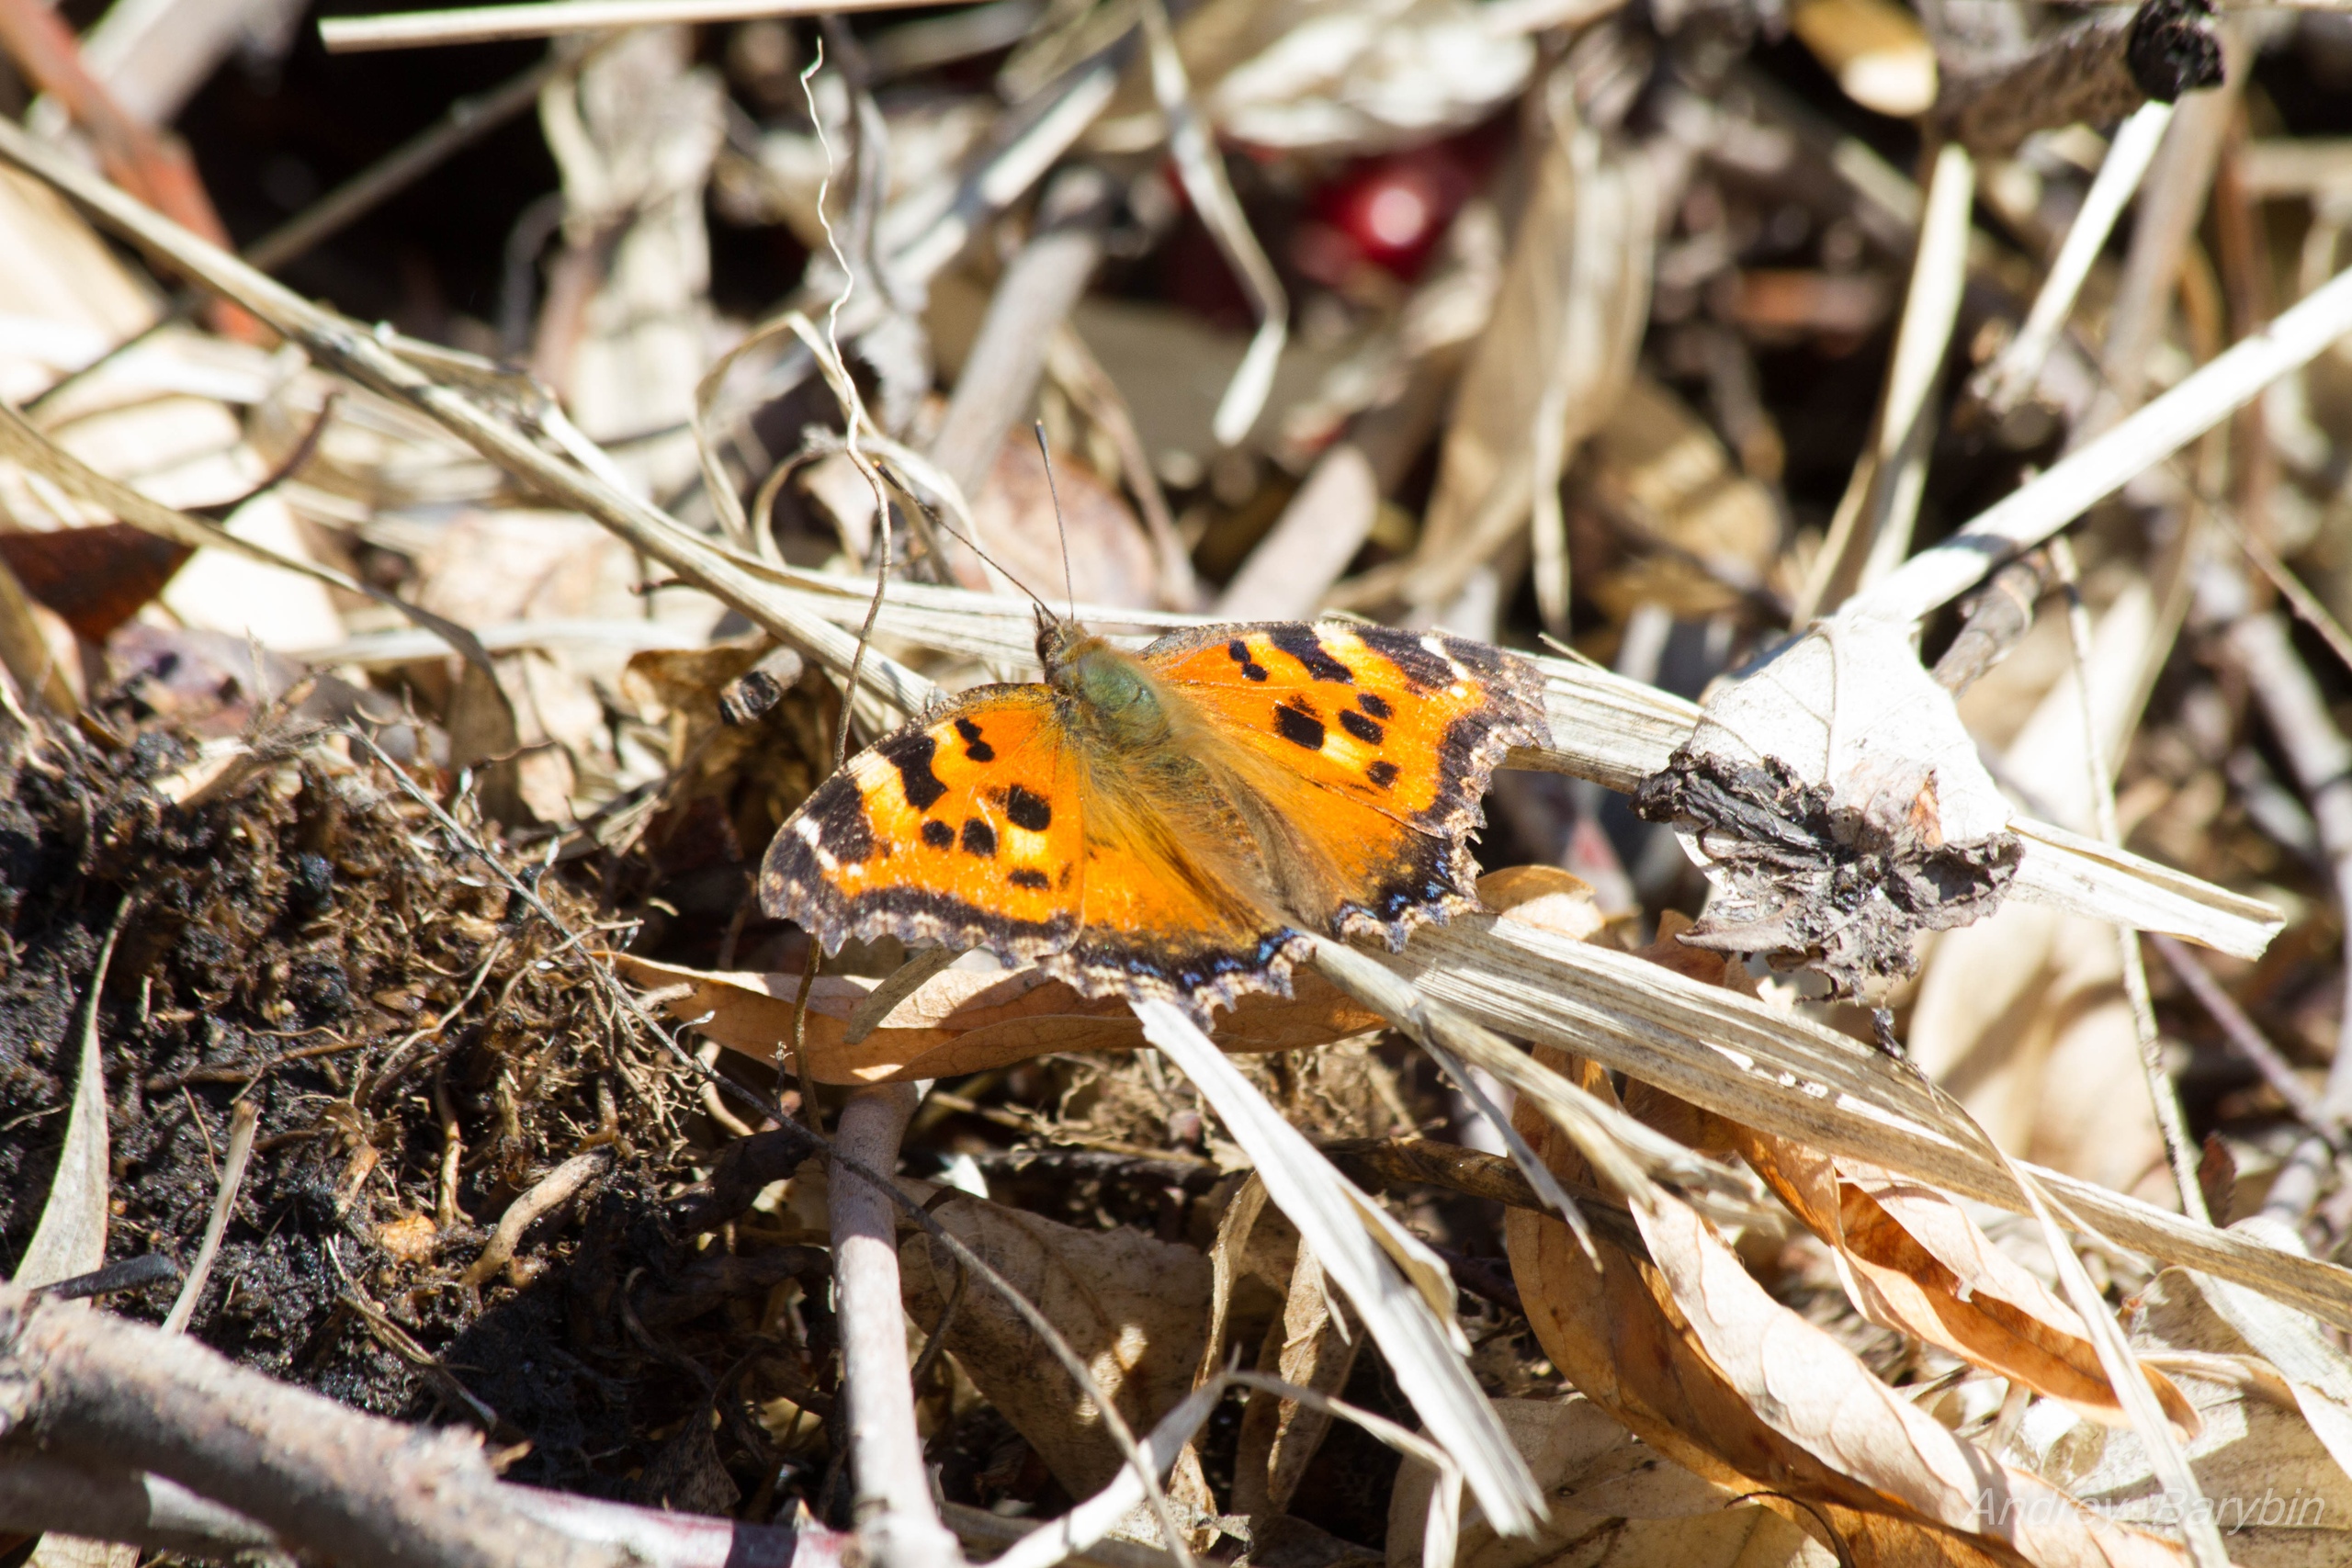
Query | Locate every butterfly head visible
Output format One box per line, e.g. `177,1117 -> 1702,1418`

1036,609 -> 1170,747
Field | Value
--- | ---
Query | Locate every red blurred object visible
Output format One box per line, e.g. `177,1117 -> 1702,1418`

1296,140 -> 1487,287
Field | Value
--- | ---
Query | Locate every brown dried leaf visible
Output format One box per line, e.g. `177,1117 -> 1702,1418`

899,1189 -> 1212,1496
1742,1134 -> 2197,1435
608,953 -> 1383,1084
1505,1044 -> 2189,1567
1231,1224 -> 1363,1519
1387,1396 -> 1833,1568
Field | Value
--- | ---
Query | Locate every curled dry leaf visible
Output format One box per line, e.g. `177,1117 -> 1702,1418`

1387,1396 -> 1832,1568
607,952 -> 1383,1084
899,1187 -> 1212,1496
1736,1133 -> 2198,1436
1505,1041 -> 2188,1567
1633,615 -> 2023,1001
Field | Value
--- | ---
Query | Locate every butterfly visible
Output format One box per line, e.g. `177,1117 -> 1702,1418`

760,614 -> 1548,1021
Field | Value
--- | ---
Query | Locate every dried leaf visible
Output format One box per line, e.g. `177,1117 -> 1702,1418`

1738,1132 -> 2197,1433
1505,1043 -> 2189,1567
2020,1268 -> 2352,1559
609,952 -> 1384,1084
900,1188 -> 1212,1495
1388,1396 -> 1832,1568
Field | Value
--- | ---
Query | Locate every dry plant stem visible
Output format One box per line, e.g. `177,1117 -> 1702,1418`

435,1069 -> 465,1232
2149,932 -> 2333,1130
2222,609 -> 2352,1118
2052,537 -> 2209,1222
161,1100 -> 257,1334
2214,506 -> 2352,677
0,1284 -> 628,1568
321,0 -> 962,51
1930,6 -> 2162,158
1394,918 -> 2352,1323
1140,0 -> 1283,447
2099,50 -> 2244,418
0,1443 -> 841,1565
929,167 -> 1111,502
940,1501 -> 1182,1568
1131,999 -> 1543,1533
1975,101 -> 2174,416
1879,144 -> 1976,575
1842,257 -> 2352,628
830,1083 -> 961,1568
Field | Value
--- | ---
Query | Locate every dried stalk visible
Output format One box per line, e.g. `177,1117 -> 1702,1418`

830,1083 -> 962,1568
1973,102 -> 2174,416
322,0 -> 950,51
2051,536 -> 2208,1223
0,1284 -> 628,1568
1843,258 -> 2352,629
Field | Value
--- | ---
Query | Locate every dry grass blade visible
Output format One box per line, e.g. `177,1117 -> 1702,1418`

15,906 -> 127,1292
319,0 -> 966,52
1391,913 -> 2352,1325
1133,999 -> 1544,1535
159,1100 -> 255,1336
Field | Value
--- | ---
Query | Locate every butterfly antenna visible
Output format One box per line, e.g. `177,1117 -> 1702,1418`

1034,421 -> 1078,624
916,495 -> 1054,618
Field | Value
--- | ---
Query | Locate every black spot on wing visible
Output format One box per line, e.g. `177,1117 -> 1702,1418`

921,818 -> 955,849
1353,626 -> 1455,693
953,715 -> 995,761
1273,699 -> 1325,751
1009,868 -> 1050,890
1267,625 -> 1354,682
878,730 -> 947,812
1227,638 -> 1270,682
1366,760 -> 1399,790
1340,709 -> 1385,746
1358,692 -> 1393,720
1005,784 -> 1053,832
961,818 -> 997,857
808,776 -> 876,862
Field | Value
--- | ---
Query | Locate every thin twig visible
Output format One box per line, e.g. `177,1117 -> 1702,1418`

2212,506 -> 2352,679
2050,536 -> 2208,1223
2148,932 -> 2333,1132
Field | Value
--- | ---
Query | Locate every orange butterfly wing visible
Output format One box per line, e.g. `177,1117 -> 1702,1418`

762,620 -> 1547,1022
760,682 -> 1299,1013
1138,621 -> 1549,948
762,687 -> 1088,961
